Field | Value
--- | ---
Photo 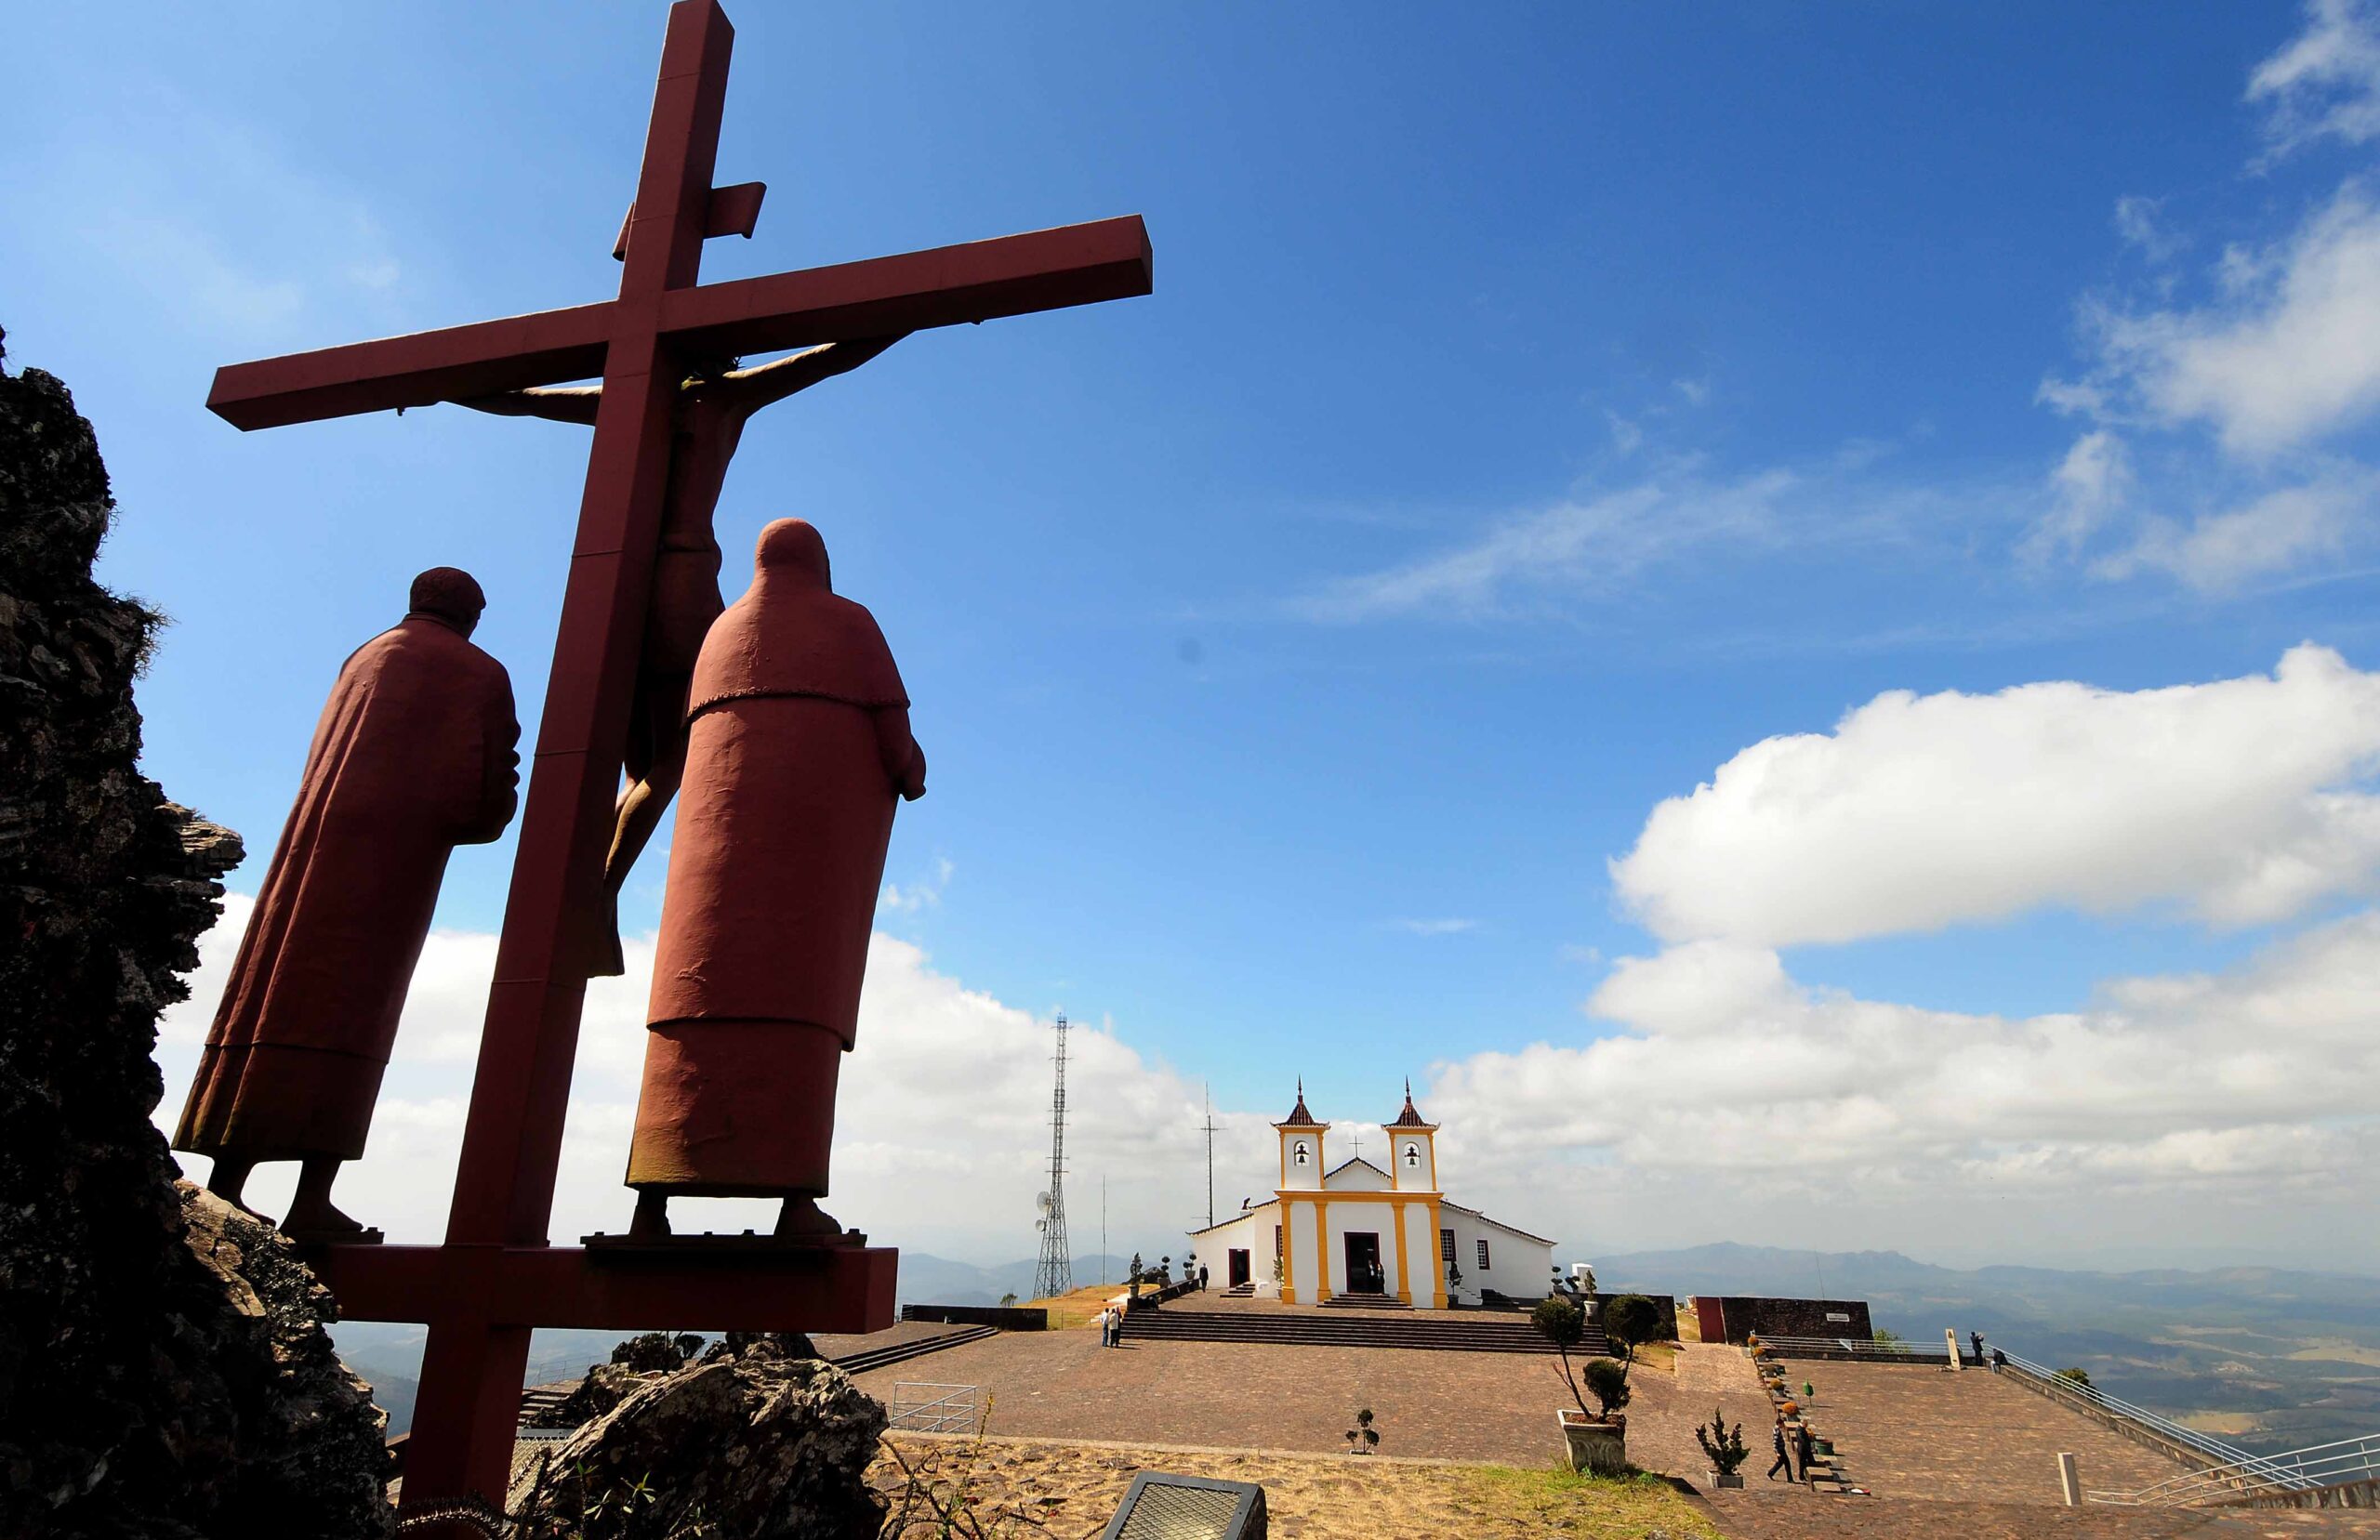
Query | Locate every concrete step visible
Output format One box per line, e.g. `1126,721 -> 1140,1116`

832,1323 -> 998,1377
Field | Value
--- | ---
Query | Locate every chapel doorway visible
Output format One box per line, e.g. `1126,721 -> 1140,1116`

1343,1231 -> 1384,1294
1227,1248 -> 1251,1289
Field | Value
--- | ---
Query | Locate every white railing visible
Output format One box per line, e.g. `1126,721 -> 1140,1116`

1985,1347 -> 2263,1478
1753,1334 -> 1955,1362
887,1382 -> 981,1433
2087,1431 -> 2380,1508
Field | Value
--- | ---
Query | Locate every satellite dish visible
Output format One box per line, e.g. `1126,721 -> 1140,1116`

1037,1191 -> 1052,1213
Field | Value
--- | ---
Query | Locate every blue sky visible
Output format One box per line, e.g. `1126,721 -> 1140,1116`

10,1 -> 2380,1270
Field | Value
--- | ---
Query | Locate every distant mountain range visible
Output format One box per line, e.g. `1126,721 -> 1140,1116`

1597,1243 -> 2380,1456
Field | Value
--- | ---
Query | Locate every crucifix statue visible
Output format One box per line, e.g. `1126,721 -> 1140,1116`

201,0 -> 1149,1515
455,334 -> 904,975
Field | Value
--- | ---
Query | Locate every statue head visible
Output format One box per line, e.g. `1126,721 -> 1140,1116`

753,518 -> 832,593
408,567 -> 487,637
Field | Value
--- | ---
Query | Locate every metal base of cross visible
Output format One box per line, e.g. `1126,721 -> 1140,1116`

307,1239 -> 896,1517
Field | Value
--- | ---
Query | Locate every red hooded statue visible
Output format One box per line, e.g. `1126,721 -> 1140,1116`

175,568 -> 519,1240
628,519 -> 925,1239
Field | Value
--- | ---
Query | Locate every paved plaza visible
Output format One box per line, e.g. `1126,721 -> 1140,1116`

1792,1360 -> 2188,1503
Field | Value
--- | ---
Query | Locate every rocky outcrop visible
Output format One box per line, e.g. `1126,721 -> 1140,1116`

514,1341 -> 887,1540
0,330 -> 393,1537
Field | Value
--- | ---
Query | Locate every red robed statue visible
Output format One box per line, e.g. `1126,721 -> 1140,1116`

627,519 -> 923,1240
176,569 -> 519,1240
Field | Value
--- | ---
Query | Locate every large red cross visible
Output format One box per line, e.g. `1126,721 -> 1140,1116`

205,0 -> 1148,1514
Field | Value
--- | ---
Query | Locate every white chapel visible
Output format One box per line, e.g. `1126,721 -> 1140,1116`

1186,1082 -> 1554,1309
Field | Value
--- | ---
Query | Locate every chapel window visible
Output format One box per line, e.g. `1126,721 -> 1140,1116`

1293,1140 -> 1309,1166
1404,1144 -> 1420,1168
1476,1237 -> 1491,1270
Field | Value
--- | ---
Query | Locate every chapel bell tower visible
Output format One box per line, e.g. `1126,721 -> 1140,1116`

1276,1079 -> 1326,1191
1388,1079 -> 1438,1191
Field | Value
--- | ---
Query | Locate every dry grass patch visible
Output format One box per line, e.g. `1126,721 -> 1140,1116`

869,1434 -> 1720,1539
1025,1283 -> 1129,1332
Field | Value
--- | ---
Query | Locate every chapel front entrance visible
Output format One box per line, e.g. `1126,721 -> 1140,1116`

1343,1231 -> 1385,1295
1227,1248 -> 1251,1289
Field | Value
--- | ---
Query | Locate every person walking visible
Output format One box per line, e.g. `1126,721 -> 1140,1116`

1198,1263 -> 1210,1291
1098,1306 -> 1115,1347
1765,1416 -> 1792,1481
1793,1422 -> 1816,1484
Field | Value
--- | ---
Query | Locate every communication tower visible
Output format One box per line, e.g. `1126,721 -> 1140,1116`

1033,1014 -> 1074,1299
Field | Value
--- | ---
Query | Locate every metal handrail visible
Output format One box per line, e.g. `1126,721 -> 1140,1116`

1986,1348 -> 2268,1477
887,1381 -> 981,1434
2087,1430 -> 2380,1507
1752,1334 -> 1955,1361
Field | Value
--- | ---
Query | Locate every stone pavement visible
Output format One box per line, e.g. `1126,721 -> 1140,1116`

1792,1361 -> 2188,1502
846,1326 -> 1773,1476
1699,1489 -> 2380,1538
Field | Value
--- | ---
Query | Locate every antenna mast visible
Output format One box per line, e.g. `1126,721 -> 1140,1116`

1201,1083 -> 1218,1230
1033,1014 -> 1075,1299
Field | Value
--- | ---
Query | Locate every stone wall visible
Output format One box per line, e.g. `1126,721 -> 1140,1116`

1694,1296 -> 1873,1343
899,1304 -> 1049,1331
0,332 -> 393,1538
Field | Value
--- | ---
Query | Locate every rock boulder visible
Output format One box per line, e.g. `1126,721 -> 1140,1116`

516,1342 -> 887,1540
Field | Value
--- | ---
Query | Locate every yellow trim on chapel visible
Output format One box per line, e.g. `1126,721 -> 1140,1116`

1278,1197 -> 1296,1304
1315,1197 -> 1332,1300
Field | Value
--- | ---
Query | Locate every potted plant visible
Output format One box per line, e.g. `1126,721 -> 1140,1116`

1694,1405 -> 1749,1489
1602,1294 -> 1663,1369
1343,1407 -> 1380,1455
1535,1295 -> 1629,1475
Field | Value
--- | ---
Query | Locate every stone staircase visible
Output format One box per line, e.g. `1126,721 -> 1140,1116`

1318,1292 -> 1410,1310
1121,1304 -> 1602,1357
832,1323 -> 998,1376
1220,1282 -> 1256,1298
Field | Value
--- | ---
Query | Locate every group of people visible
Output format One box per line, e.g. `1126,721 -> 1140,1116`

1765,1414 -> 1816,1483
1096,1303 -> 1127,1348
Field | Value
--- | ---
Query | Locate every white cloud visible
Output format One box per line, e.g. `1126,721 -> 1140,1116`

152,884 -> 2380,1270
2114,195 -> 2183,262
157,901 -> 1263,1259
2095,472 -> 2369,590
1392,917 -> 1479,937
1611,645 -> 2380,947
2091,189 -> 2380,455
1431,914 -> 2380,1206
2021,429 -> 2132,563
1291,467 -> 1796,622
2250,0 -> 2380,158
879,855 -> 955,915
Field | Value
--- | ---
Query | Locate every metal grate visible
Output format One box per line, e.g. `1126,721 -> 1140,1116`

1100,1472 -> 1266,1540
1115,1482 -> 1244,1537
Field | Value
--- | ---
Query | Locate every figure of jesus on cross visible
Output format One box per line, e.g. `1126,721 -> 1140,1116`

203,0 -> 1150,1513
456,333 -> 905,976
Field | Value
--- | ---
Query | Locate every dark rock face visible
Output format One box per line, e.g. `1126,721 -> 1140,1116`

516,1342 -> 888,1540
0,333 -> 393,1538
